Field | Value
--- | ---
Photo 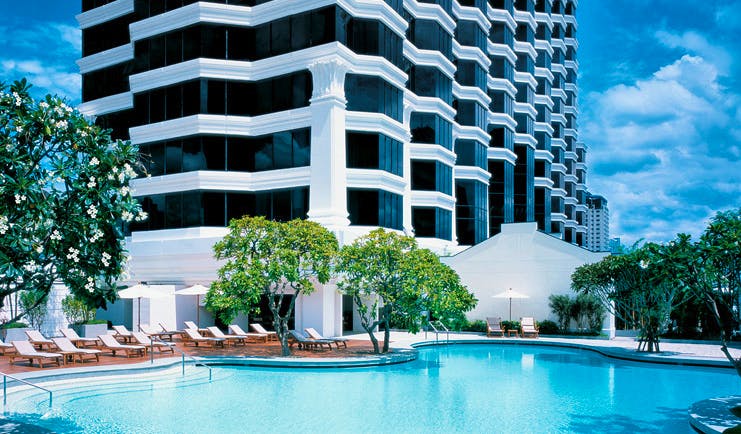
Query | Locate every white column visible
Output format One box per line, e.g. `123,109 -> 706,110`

402,103 -> 415,236
307,59 -> 351,229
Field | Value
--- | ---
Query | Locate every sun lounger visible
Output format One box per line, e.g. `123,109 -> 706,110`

112,325 -> 136,343
182,328 -> 225,348
0,338 -> 15,355
159,322 -> 184,336
131,332 -> 175,354
228,325 -> 268,343
25,330 -> 55,350
52,337 -> 101,364
206,326 -> 247,346
304,327 -> 348,349
184,321 -> 209,335
59,328 -> 100,348
10,340 -> 62,368
140,324 -> 178,341
520,317 -> 539,338
486,317 -> 505,338
288,330 -> 333,351
249,323 -> 279,341
98,334 -> 146,357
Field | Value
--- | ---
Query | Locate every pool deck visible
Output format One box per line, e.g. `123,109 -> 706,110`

1,332 -> 738,378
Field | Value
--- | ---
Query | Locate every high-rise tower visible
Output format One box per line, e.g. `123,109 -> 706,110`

78,0 -> 587,282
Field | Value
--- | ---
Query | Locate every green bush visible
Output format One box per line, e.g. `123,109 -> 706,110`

502,320 -> 520,332
62,295 -> 98,325
537,320 -> 559,335
548,294 -> 573,332
464,319 -> 487,333
2,321 -> 29,329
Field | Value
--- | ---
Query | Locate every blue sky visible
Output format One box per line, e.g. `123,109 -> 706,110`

2,1 -> 739,245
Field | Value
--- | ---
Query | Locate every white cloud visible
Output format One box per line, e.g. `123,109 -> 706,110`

582,55 -> 741,244
1,59 -> 80,99
0,21 -> 81,101
655,30 -> 733,75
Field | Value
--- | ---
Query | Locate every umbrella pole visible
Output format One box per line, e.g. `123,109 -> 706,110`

196,295 -> 200,328
137,296 -> 141,331
509,298 -> 512,322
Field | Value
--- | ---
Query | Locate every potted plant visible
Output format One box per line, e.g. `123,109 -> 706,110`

62,295 -> 108,338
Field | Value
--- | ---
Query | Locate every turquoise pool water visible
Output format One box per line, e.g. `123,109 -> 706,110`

7,344 -> 740,433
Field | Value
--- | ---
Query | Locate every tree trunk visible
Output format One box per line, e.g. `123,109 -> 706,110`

381,304 -> 392,353
363,324 -> 380,354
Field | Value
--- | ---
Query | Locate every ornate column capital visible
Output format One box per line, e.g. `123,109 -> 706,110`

308,59 -> 351,102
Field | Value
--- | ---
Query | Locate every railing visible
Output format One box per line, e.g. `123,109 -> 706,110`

2,372 -> 52,409
150,337 -> 212,382
428,320 -> 450,345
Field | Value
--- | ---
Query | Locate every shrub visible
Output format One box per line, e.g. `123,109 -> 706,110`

572,293 -> 605,333
549,294 -> 573,332
19,290 -> 48,329
62,295 -> 97,325
464,320 -> 487,333
502,320 -> 520,332
2,321 -> 29,329
537,320 -> 559,335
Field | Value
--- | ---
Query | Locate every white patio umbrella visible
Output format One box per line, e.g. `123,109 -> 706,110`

492,288 -> 530,321
118,284 -> 169,329
174,284 -> 210,327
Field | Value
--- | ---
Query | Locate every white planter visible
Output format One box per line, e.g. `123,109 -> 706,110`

2,327 -> 32,342
72,323 -> 108,338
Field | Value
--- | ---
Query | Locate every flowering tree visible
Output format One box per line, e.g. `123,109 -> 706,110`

571,244 -> 683,352
207,217 -> 338,356
659,210 -> 741,375
337,229 -> 476,354
0,79 -> 144,322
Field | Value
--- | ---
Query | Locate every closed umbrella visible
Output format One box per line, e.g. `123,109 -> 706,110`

174,284 -> 210,327
492,288 -> 530,321
118,284 -> 169,329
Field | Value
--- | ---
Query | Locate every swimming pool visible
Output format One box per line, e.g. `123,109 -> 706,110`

7,344 -> 740,433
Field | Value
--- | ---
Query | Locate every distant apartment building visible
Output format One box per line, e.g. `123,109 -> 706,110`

585,194 -> 609,252
78,0 -> 587,283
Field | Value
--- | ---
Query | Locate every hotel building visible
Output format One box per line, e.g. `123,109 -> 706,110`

585,194 -> 610,252
77,0 -> 588,331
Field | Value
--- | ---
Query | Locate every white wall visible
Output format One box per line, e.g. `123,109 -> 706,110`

443,223 -> 609,327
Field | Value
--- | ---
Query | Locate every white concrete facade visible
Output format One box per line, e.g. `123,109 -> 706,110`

76,0 -> 589,337
442,222 -> 610,331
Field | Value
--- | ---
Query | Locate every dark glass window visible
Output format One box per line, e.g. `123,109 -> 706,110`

455,139 -> 487,170
139,129 -> 309,175
455,21 -> 487,51
82,61 -> 133,101
133,73 -> 311,125
130,187 -> 309,232
410,113 -> 453,150
347,131 -> 404,176
408,19 -> 453,61
412,207 -> 452,240
409,66 -> 453,105
456,180 -> 487,244
82,14 -> 134,56
345,18 -> 404,68
347,189 -> 402,230
345,75 -> 403,122
454,100 -> 487,129
411,160 -> 452,195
